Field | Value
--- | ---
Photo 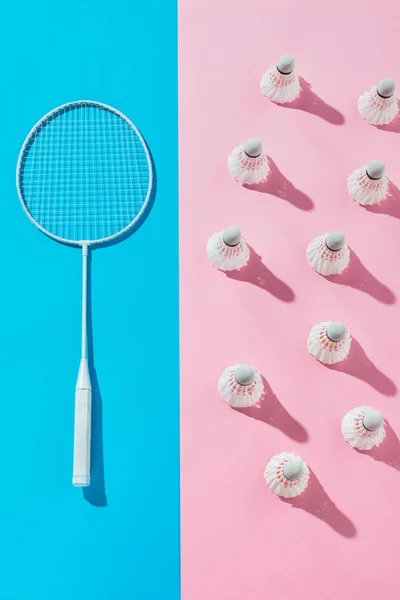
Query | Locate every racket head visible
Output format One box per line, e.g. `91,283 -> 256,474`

16,100 -> 153,246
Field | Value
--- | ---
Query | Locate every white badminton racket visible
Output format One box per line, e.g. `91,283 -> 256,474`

16,100 -> 153,487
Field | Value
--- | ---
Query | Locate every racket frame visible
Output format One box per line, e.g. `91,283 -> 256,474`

16,99 -> 153,247
16,100 -> 153,487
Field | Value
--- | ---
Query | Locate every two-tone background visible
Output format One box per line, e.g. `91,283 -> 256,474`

2,0 -> 400,598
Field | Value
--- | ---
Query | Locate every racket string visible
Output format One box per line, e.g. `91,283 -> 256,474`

18,102 -> 151,243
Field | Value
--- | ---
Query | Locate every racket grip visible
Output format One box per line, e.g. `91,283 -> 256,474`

73,360 -> 92,487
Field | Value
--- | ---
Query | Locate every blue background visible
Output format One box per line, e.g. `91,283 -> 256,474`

0,1 -> 179,598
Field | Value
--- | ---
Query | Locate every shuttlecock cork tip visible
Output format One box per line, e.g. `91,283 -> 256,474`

326,231 -> 345,251
326,321 -> 347,342
363,409 -> 383,432
244,138 -> 263,157
235,365 -> 255,386
367,160 -> 385,179
277,55 -> 295,74
222,226 -> 242,247
377,78 -> 396,98
283,458 -> 304,481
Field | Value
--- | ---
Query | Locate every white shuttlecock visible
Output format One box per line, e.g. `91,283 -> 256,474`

264,452 -> 310,498
358,78 -> 398,125
347,160 -> 389,206
217,364 -> 264,408
260,55 -> 301,104
342,406 -> 386,450
307,231 -> 350,276
206,227 -> 250,272
228,138 -> 270,185
307,321 -> 352,365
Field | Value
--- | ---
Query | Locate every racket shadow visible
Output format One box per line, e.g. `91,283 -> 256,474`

83,145 -> 157,506
83,252 -> 107,507
95,144 -> 157,250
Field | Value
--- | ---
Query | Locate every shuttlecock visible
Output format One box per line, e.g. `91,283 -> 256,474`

358,78 -> 398,125
347,160 -> 389,206
217,364 -> 264,408
228,138 -> 270,185
307,321 -> 351,365
206,227 -> 250,271
342,406 -> 386,450
260,55 -> 301,104
307,231 -> 350,276
264,452 -> 310,498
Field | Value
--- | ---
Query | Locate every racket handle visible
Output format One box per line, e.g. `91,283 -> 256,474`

73,359 -> 92,487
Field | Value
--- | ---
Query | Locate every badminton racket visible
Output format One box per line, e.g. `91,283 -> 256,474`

16,100 -> 153,487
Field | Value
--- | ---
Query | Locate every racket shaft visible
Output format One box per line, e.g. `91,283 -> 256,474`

73,359 -> 92,486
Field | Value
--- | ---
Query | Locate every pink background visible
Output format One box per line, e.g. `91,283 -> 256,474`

179,1 -> 400,598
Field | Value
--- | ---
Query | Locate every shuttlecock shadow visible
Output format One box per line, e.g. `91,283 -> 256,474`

82,252 -> 107,507
325,248 -> 395,304
355,422 -> 400,471
281,78 -> 345,125
365,181 -> 400,220
326,338 -> 397,396
281,470 -> 356,537
234,376 -> 308,442
376,103 -> 400,133
225,246 -> 295,302
244,157 -> 314,211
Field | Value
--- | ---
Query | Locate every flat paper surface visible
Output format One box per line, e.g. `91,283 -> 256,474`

179,1 -> 400,598
0,1 -> 179,598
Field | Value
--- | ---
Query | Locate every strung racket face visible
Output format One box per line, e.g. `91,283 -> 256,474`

16,100 -> 152,245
